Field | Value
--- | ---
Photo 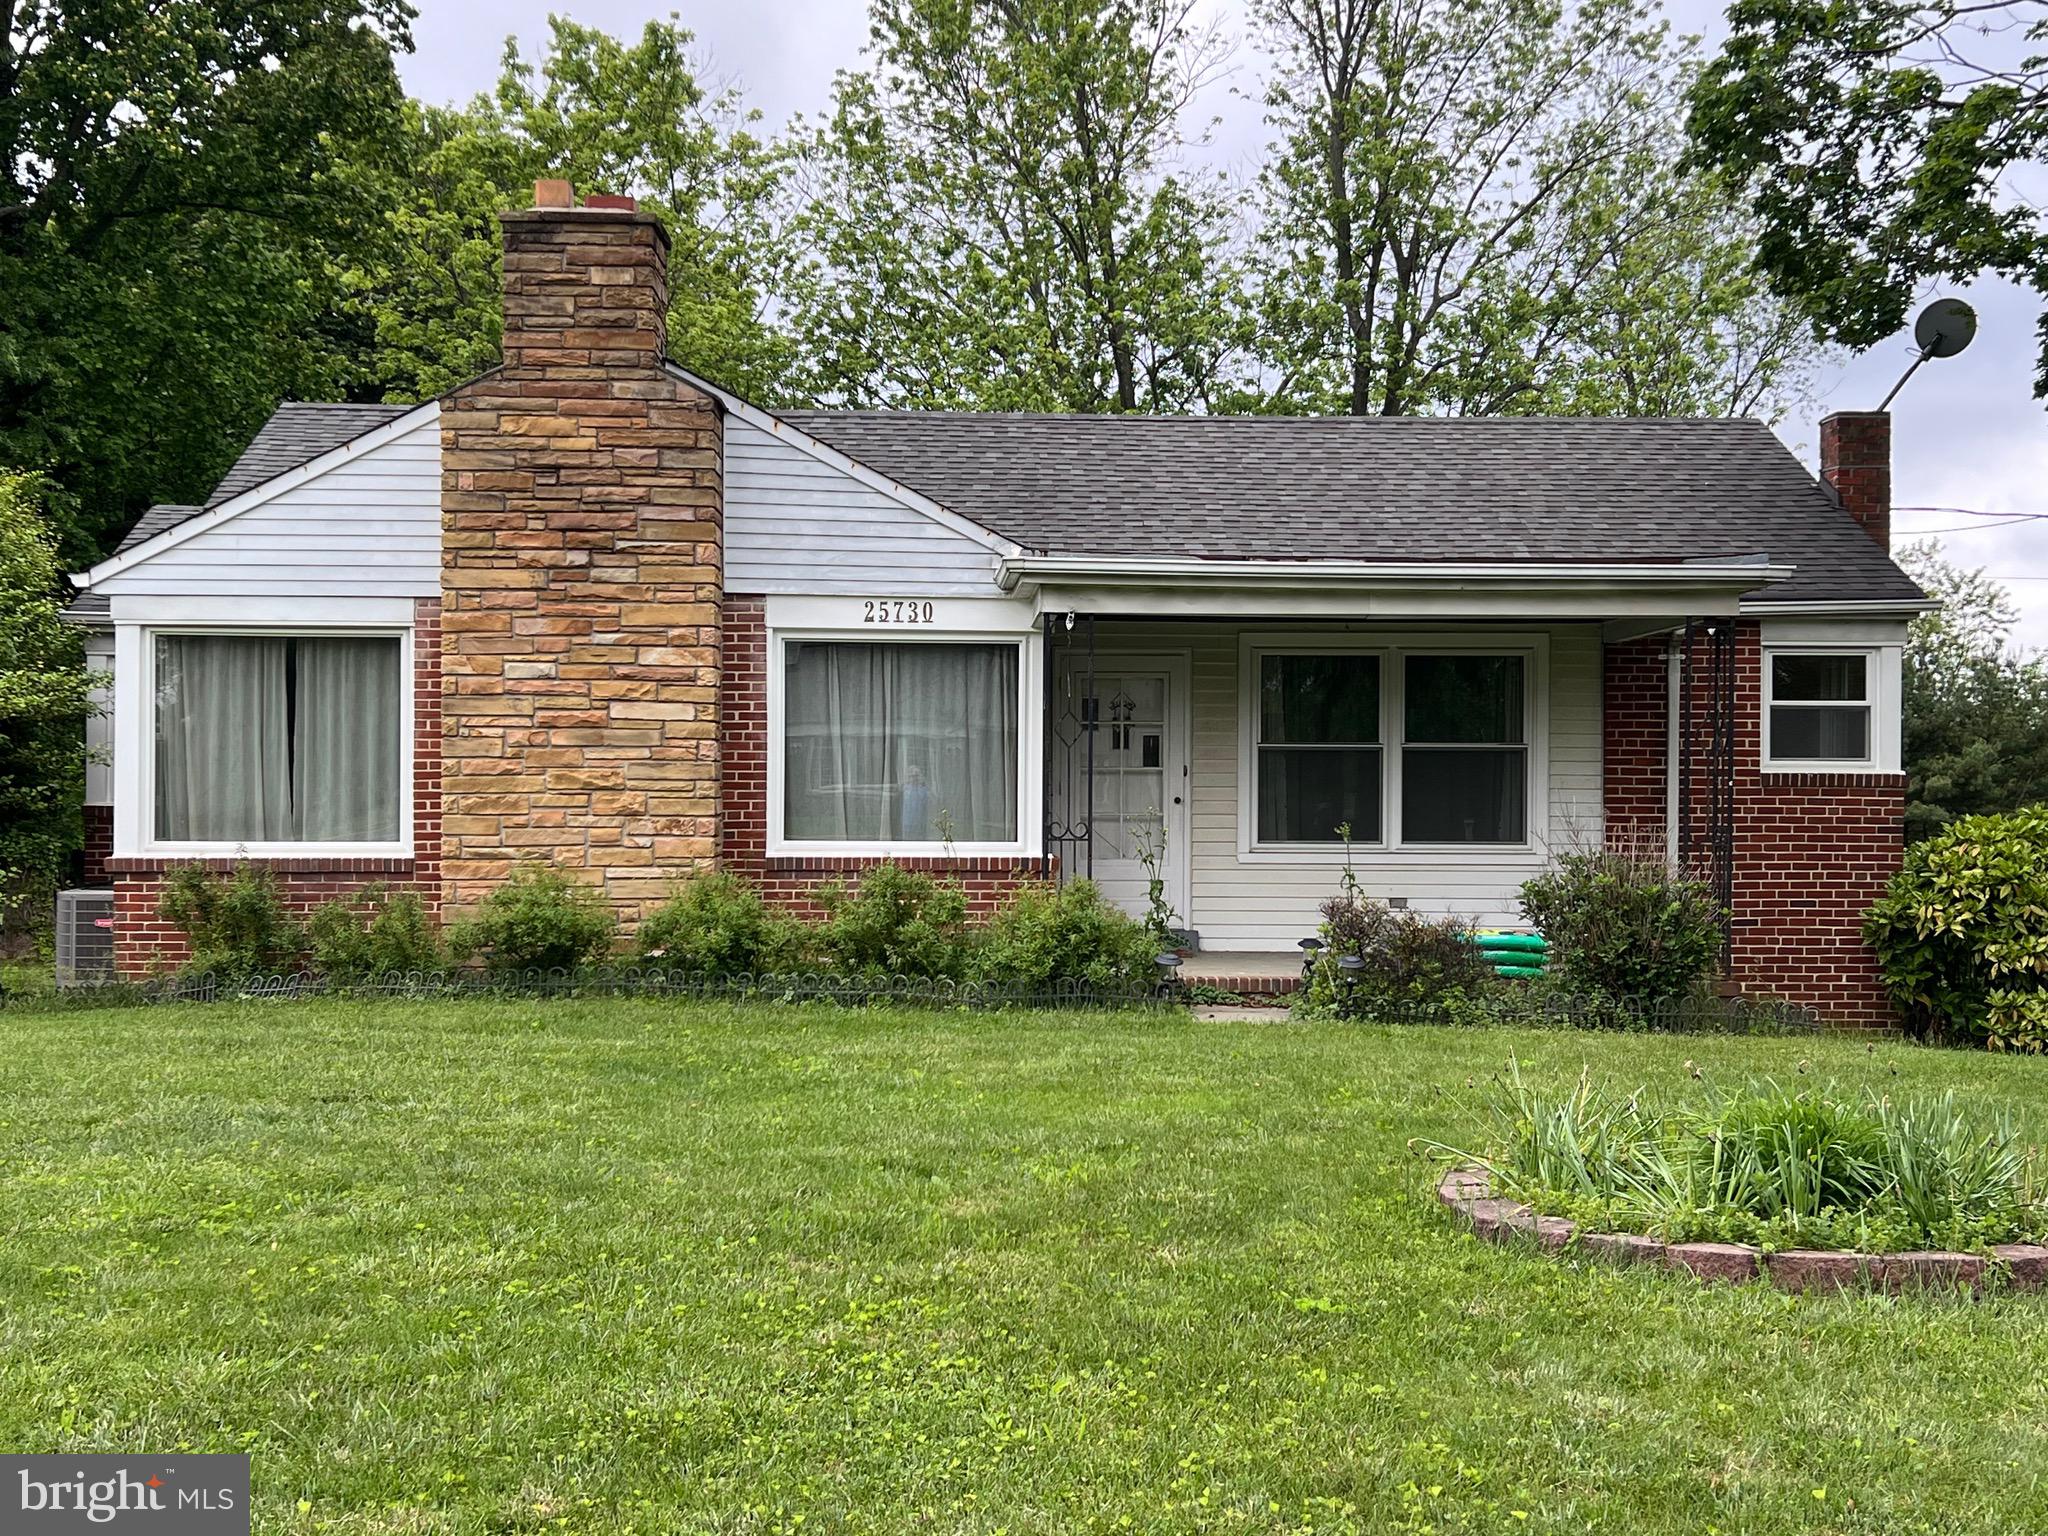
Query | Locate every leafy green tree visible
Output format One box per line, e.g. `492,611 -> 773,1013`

1244,0 -> 1818,418
788,0 -> 1244,412
1,0 -> 414,561
1688,0 -> 2048,396
1895,539 -> 2048,837
0,472 -> 92,903
343,17 -> 796,405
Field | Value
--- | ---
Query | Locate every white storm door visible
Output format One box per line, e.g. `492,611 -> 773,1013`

1050,655 -> 1191,929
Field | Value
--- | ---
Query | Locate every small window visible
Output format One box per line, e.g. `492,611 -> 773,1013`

153,633 -> 403,844
1767,652 -> 1871,763
1255,654 -> 1382,843
1401,655 -> 1527,842
783,640 -> 1020,843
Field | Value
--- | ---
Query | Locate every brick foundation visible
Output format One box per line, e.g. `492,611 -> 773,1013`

717,595 -> 1043,915
1602,621 -> 1903,1026
82,804 -> 112,885
439,192 -> 721,927
112,598 -> 444,976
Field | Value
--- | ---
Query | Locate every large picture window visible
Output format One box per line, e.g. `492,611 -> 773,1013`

1255,653 -> 1381,843
1401,654 -> 1527,843
153,633 -> 403,845
1766,651 -> 1871,764
783,640 -> 1020,844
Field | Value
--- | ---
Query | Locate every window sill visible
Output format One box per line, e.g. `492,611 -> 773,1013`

1237,844 -> 1543,865
763,852 -> 1044,874
109,853 -> 416,875
1757,769 -> 1907,789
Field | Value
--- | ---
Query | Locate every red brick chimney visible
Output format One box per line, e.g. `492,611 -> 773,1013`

439,180 -> 723,929
1819,410 -> 1891,550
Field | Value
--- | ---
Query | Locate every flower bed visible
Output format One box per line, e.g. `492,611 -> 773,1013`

1435,1167 -> 2048,1295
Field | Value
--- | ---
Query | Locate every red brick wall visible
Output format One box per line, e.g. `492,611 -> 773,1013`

82,805 -> 112,885
112,598 -> 444,976
1601,620 -> 1904,1025
717,595 -> 1043,915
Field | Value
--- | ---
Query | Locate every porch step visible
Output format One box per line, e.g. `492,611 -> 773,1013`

1179,952 -> 1304,998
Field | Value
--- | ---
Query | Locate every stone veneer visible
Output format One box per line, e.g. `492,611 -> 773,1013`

438,185 -> 722,925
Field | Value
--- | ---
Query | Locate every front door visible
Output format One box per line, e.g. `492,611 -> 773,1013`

1048,654 -> 1191,932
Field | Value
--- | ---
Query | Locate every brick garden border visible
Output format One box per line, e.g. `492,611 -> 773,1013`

1436,1167 -> 2048,1296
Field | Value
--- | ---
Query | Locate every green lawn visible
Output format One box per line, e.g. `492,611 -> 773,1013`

4,1003 -> 2048,1534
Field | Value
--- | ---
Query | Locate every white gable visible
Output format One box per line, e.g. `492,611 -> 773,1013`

91,409 -> 442,600
723,414 -> 1007,597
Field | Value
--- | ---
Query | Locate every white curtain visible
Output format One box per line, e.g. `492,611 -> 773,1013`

155,636 -> 292,842
295,638 -> 401,841
154,634 -> 400,843
785,642 -> 1018,842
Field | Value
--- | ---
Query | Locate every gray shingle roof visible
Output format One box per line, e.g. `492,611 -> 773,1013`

61,504 -> 205,626
779,411 -> 1923,605
205,401 -> 413,507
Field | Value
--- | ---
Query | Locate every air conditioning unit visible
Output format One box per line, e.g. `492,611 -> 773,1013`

55,888 -> 115,986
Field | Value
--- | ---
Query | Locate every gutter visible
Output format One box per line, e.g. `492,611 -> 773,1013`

996,554 -> 1799,594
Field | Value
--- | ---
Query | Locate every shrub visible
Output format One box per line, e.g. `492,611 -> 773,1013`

635,871 -> 813,976
1518,848 -> 1721,1004
975,878 -> 1160,990
1865,806 -> 2048,1043
1298,895 -> 1497,1021
307,885 -> 442,981
814,863 -> 970,978
157,862 -> 306,980
448,865 -> 615,973
1431,1063 -> 2048,1253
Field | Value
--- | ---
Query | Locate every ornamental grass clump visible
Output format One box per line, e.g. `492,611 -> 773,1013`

1430,1060 -> 2048,1254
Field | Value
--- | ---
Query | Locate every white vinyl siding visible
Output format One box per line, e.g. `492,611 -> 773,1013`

725,416 -> 1005,595
1088,620 -> 1603,948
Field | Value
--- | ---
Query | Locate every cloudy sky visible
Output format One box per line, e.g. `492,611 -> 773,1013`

396,0 -> 2048,642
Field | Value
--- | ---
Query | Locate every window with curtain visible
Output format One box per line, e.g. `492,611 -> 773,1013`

1255,653 -> 1382,843
153,634 -> 403,844
783,640 -> 1019,844
1401,654 -> 1527,843
1767,652 -> 1871,762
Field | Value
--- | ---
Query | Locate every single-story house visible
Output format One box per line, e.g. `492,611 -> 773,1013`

67,181 -> 1929,1022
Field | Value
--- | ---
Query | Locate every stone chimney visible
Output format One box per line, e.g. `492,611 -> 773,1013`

439,181 -> 723,928
1819,410 -> 1891,550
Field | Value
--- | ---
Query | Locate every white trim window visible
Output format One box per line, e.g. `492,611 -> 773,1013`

1763,648 -> 1877,769
144,629 -> 411,856
1241,634 -> 1546,856
769,628 -> 1039,857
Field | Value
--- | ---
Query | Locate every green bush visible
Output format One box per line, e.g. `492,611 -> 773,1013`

449,865 -> 615,973
1519,849 -> 1721,1004
814,863 -> 970,979
157,862 -> 305,980
1865,806 -> 2048,1043
635,871 -> 812,976
974,878 -> 1160,990
307,885 -> 442,981
1432,1063 -> 2048,1253
1297,895 -> 1497,1021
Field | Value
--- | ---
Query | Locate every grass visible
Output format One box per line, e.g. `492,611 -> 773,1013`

4,1003 -> 2048,1533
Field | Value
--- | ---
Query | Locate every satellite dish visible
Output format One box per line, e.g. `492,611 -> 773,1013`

1879,298 -> 1979,408
1913,298 -> 1977,359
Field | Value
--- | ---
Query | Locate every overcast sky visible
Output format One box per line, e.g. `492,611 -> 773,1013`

396,0 -> 2048,643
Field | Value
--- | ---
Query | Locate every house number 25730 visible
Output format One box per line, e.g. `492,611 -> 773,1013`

863,600 -> 937,625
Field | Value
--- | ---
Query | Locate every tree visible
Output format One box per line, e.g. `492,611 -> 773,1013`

343,18 -> 796,406
1243,0 -> 1819,418
787,0 -> 1244,412
2,0 -> 414,562
0,472 -> 92,904
1687,0 -> 2048,397
1895,539 -> 2048,837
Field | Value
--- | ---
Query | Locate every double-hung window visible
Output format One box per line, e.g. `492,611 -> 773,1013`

1247,640 -> 1536,852
151,632 -> 405,848
781,638 -> 1021,846
1765,651 -> 1873,766
1254,653 -> 1382,843
1401,654 -> 1528,843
